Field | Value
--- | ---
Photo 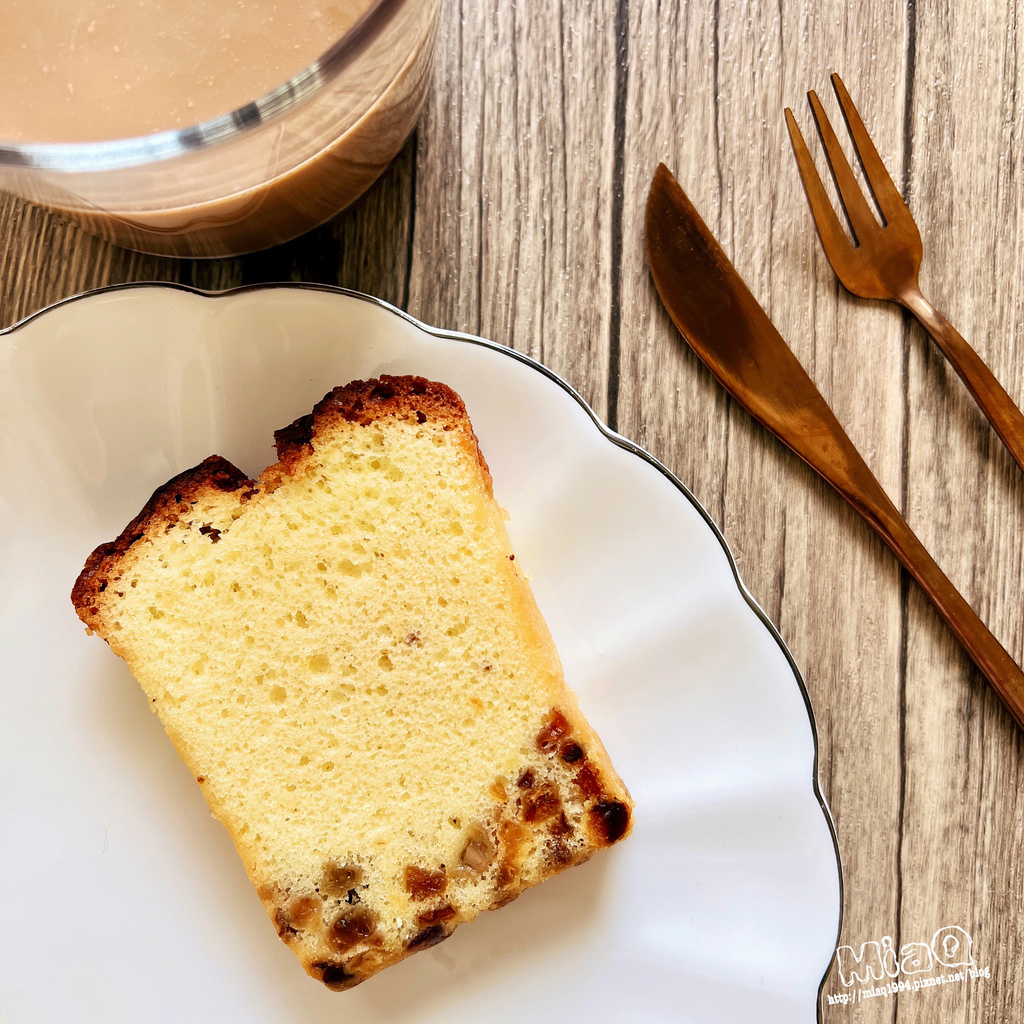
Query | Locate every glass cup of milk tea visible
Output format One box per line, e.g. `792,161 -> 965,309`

0,0 -> 442,257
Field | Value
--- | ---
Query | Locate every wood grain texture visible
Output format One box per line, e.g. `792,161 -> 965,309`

895,4 -> 1024,1022
2,2 -> 1023,1021
619,11 -> 910,1019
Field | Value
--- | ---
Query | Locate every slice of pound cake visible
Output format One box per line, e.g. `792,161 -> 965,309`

72,375 -> 633,990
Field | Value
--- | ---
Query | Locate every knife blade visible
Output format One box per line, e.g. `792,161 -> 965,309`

645,162 -> 1024,730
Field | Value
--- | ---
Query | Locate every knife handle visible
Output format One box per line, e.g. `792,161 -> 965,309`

835,454 -> 1024,727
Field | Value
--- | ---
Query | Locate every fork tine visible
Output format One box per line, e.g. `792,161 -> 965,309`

784,108 -> 854,260
830,73 -> 907,225
807,89 -> 879,245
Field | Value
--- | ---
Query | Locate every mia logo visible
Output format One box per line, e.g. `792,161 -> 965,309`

826,926 -> 991,1006
837,926 -> 972,985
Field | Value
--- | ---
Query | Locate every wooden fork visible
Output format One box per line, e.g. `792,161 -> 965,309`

785,73 -> 1024,474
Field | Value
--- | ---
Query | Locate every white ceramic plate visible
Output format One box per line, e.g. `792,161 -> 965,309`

0,285 -> 841,1024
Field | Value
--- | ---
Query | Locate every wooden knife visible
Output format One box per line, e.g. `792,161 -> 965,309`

645,162 -> 1024,730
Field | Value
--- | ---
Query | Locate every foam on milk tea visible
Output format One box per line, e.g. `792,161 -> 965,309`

0,1 -> 369,142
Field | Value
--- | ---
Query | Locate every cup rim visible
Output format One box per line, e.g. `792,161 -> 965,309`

0,0 -> 404,175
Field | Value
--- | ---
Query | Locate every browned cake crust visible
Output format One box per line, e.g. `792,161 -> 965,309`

72,375 -> 633,991
72,456 -> 253,631
73,376 -> 487,630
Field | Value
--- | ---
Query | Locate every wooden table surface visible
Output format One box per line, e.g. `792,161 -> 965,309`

3,2 -> 1023,1021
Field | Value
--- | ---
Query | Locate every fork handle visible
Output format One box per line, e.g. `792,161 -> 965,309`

900,288 -> 1024,473
835,457 -> 1024,728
